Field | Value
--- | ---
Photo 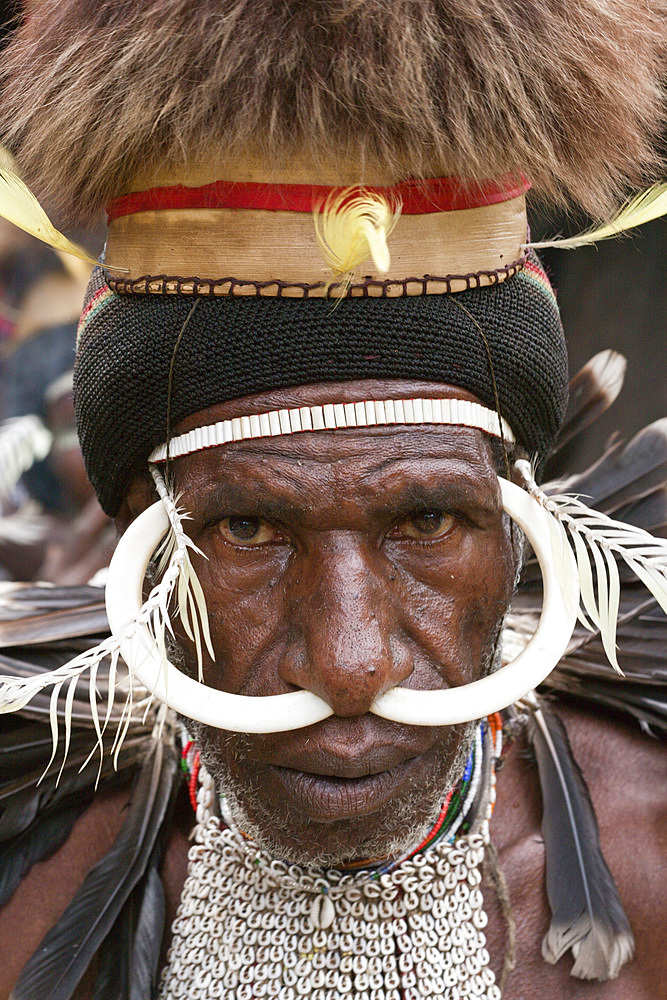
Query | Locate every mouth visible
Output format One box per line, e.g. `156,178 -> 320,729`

266,754 -> 424,822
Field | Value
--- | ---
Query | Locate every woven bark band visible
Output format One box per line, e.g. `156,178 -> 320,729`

104,177 -> 528,297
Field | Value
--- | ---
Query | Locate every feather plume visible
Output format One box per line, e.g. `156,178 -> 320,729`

0,478 -> 212,766
127,851 -> 166,1000
507,411 -> 667,732
0,640 -> 137,770
0,167 -> 100,266
150,465 -> 214,681
90,893 -> 135,1000
0,729 -> 146,841
0,0 -> 664,223
506,587 -> 667,735
0,416 -> 52,503
0,584 -> 108,648
0,799 -> 88,909
525,698 -> 634,979
528,183 -> 667,250
556,419 -> 667,519
92,841 -> 166,1000
0,720 -> 147,906
515,459 -> 667,674
547,596 -> 667,736
10,732 -> 178,1000
314,188 -> 401,290
550,351 -> 627,457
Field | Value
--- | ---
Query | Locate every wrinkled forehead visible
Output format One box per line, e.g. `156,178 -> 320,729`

169,379 -> 503,516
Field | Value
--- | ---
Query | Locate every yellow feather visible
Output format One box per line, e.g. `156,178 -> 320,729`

314,187 -> 401,292
528,183 -> 667,250
0,166 -> 106,269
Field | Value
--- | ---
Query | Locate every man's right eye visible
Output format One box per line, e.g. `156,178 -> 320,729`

216,516 -> 282,546
387,510 -> 456,541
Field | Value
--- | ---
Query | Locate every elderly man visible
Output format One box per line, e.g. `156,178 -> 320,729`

0,368 -> 664,999
0,2 -> 665,999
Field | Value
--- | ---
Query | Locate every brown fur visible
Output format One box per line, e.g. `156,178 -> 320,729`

0,0 -> 665,223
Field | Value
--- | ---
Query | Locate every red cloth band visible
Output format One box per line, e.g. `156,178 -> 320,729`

106,175 -> 529,222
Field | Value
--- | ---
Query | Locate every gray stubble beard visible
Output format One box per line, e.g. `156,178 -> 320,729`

173,607 -> 507,868
188,716 -> 477,867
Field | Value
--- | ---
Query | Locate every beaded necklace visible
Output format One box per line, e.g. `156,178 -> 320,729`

180,714 -> 503,872
162,718 -> 503,999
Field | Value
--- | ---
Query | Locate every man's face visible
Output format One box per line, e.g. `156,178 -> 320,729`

133,380 -> 517,865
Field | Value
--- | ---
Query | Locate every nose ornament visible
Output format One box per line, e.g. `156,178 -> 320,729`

105,480 -> 577,731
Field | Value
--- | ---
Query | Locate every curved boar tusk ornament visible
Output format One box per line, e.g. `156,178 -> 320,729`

105,480 -> 578,732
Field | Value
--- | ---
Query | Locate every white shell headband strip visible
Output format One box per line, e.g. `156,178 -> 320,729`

148,397 -> 515,463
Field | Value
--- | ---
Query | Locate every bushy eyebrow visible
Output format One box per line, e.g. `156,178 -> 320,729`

197,484 -> 296,524
369,481 -> 497,521
190,462 -> 499,528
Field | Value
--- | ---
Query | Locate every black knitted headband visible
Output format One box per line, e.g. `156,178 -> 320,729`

74,253 -> 567,517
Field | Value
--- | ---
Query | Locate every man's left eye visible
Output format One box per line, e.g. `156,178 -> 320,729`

217,516 -> 280,546
388,511 -> 455,540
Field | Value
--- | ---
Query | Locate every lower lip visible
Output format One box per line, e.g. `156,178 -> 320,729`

267,757 -> 422,822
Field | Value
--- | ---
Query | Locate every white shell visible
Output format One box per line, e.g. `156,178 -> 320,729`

309,894 -> 335,930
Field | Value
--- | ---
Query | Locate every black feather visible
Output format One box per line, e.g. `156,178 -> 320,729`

552,350 -> 627,455
522,419 -> 667,591
10,736 -> 178,1000
0,583 -> 108,648
0,584 -> 109,648
91,884 -> 139,1000
93,802 -> 172,1000
510,575 -> 667,733
0,798 -> 89,908
545,597 -> 667,736
0,721 -> 71,778
0,643 -> 153,735
129,846 -> 166,1000
0,736 -> 146,842
0,584 -> 106,613
527,701 -> 634,980
558,419 -> 667,517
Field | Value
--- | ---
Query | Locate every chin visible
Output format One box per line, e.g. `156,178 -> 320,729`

189,718 -> 476,868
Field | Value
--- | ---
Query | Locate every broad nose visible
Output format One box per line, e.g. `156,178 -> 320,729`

280,534 -> 413,716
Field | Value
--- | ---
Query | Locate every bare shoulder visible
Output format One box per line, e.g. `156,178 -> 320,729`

0,787 -> 131,1000
488,702 -> 665,999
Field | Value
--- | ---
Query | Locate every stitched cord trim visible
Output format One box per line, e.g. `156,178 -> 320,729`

107,259 -> 525,298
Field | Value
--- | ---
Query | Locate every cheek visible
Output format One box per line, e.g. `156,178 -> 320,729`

385,522 -> 515,680
189,543 -> 291,694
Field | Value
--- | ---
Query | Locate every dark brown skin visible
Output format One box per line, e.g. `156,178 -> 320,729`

124,380 -> 516,862
0,380 -> 664,996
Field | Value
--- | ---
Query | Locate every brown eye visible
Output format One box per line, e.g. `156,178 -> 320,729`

389,511 -> 456,540
217,516 -> 280,546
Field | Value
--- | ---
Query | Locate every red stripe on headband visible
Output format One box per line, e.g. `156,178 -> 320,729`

106,175 -> 529,222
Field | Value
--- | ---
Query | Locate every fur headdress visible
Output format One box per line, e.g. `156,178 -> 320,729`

0,0 -> 664,223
